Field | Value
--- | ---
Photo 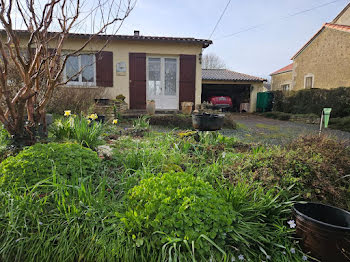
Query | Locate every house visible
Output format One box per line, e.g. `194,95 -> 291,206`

270,3 -> 350,91
270,63 -> 293,91
63,31 -> 213,111
3,29 -> 212,111
201,69 -> 266,112
5,29 -> 266,112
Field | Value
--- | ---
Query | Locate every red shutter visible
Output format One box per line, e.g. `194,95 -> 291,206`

179,55 -> 196,108
129,53 -> 146,109
95,51 -> 113,87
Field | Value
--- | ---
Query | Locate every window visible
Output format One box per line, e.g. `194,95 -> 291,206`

304,74 -> 314,89
147,57 -> 178,97
65,54 -> 96,86
281,84 -> 290,91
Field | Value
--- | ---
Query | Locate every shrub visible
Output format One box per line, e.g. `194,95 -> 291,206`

121,172 -> 234,251
0,142 -> 100,190
50,115 -> 103,148
225,135 -> 350,209
149,114 -> 193,129
329,116 -> 350,132
272,87 -> 350,118
0,125 -> 10,162
47,87 -> 105,115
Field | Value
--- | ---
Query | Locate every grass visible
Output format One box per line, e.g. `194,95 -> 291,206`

1,124 -> 348,261
256,123 -> 280,131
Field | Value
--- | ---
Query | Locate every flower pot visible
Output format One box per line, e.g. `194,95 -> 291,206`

293,202 -> 350,262
181,102 -> 194,115
146,100 -> 156,115
192,113 -> 224,131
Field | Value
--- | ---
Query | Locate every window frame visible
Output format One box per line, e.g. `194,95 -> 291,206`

64,53 -> 97,87
304,74 -> 314,89
281,83 -> 290,91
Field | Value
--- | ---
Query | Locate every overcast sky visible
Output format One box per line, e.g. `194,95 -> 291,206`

118,0 -> 349,79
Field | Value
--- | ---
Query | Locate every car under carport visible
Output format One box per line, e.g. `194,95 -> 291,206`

202,69 -> 266,112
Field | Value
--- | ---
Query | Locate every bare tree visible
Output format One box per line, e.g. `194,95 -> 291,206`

202,53 -> 226,69
0,0 -> 134,144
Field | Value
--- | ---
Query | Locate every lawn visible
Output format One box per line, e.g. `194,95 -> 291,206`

0,114 -> 349,261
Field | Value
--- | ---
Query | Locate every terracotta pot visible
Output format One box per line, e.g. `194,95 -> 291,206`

146,100 -> 155,115
181,102 -> 194,115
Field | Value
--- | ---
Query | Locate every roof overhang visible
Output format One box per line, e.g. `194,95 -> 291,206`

0,29 -> 213,48
202,80 -> 266,85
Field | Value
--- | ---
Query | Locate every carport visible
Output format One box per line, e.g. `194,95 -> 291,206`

202,69 -> 266,112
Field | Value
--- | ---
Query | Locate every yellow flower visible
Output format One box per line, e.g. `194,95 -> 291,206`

132,234 -> 136,240
113,119 -> 118,125
87,120 -> 91,124
64,110 -> 71,116
89,113 -> 98,120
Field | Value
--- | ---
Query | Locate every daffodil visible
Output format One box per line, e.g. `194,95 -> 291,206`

64,110 -> 71,116
113,119 -> 118,125
89,113 -> 98,120
87,120 -> 91,124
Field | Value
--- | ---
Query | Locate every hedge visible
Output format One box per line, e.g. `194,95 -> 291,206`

272,87 -> 350,118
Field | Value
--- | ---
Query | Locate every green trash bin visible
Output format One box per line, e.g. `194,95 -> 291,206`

256,92 -> 273,112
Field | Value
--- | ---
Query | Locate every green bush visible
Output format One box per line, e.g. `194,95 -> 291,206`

50,116 -> 103,148
149,114 -> 193,129
272,87 -> 350,118
225,136 -> 350,209
121,172 -> 234,250
0,142 -> 100,190
329,116 -> 350,132
0,124 -> 10,158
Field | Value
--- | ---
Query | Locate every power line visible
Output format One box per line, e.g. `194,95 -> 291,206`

214,0 -> 344,40
208,0 -> 232,39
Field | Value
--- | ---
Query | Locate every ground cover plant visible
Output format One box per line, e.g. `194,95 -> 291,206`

0,122 -> 348,261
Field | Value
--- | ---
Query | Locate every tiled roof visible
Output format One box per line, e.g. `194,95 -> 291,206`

325,23 -> 350,33
291,23 -> 350,59
202,69 -> 266,82
0,29 -> 212,48
270,63 -> 293,76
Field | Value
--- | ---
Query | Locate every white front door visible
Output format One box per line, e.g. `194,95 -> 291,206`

147,57 -> 179,110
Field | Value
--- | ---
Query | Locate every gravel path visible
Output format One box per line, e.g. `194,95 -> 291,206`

220,114 -> 350,145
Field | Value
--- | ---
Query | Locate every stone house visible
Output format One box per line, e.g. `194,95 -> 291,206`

270,3 -> 350,91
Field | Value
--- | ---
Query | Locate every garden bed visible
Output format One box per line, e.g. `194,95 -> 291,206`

0,117 -> 349,261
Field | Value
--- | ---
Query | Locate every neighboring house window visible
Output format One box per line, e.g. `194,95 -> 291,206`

304,74 -> 314,89
65,54 -> 96,86
281,84 -> 290,91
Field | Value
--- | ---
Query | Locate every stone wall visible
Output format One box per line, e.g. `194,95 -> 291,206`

271,71 -> 293,91
292,27 -> 350,90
